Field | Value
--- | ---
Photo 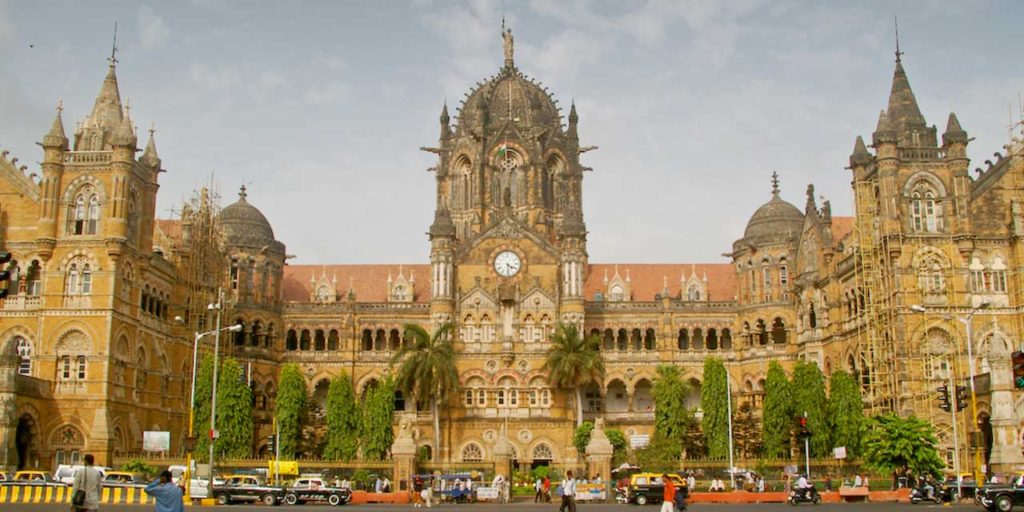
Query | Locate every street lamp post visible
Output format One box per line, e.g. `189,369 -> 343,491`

208,288 -> 225,486
725,370 -> 736,490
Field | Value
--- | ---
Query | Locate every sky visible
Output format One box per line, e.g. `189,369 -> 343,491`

1,0 -> 1022,265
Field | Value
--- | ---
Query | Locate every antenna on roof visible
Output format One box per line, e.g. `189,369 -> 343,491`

108,21 -> 119,66
893,16 -> 903,62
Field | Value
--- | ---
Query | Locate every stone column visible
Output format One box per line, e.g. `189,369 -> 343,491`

391,416 -> 418,493
585,418 -> 614,498
987,354 -> 1024,472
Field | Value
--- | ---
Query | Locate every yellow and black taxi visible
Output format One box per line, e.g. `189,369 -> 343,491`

2,470 -> 63,486
628,473 -> 686,506
212,474 -> 284,506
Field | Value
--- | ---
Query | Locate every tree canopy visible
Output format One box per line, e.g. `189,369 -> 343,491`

701,357 -> 730,458
192,353 -> 215,458
761,361 -> 792,458
214,357 -> 253,458
274,364 -> 307,459
361,377 -> 396,461
323,372 -> 360,461
543,323 -> 605,427
653,364 -> 692,445
791,360 -> 831,457
827,370 -> 865,459
862,413 -> 945,478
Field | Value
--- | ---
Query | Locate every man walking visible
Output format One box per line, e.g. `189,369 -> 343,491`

660,474 -> 676,512
71,454 -> 103,512
560,470 -> 577,512
144,470 -> 184,512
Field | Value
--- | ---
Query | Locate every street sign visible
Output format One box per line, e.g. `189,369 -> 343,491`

210,429 -> 220,440
833,446 -> 847,460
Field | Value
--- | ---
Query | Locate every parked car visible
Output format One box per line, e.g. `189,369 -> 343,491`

4,470 -> 64,486
54,465 -> 109,486
101,471 -> 147,488
212,474 -> 284,506
0,471 -> 10,482
943,474 -> 978,500
976,474 -> 1024,512
284,477 -> 351,506
627,472 -> 686,505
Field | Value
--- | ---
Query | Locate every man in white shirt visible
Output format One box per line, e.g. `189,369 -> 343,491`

560,470 -> 577,512
72,454 -> 103,512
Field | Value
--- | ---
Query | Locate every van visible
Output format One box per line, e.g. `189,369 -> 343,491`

54,465 -> 108,485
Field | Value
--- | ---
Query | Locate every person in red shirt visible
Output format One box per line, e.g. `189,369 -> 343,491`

542,476 -> 551,503
661,474 -> 676,512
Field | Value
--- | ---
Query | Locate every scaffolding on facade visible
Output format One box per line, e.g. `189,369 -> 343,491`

850,173 -> 900,415
169,182 -> 226,333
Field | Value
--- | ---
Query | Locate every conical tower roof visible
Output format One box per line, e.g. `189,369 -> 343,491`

86,64 -> 124,132
42,103 -> 69,149
883,57 -> 936,147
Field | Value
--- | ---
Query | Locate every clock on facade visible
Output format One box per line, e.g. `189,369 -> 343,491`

494,251 -> 521,277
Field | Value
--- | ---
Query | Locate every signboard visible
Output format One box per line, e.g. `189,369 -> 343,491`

474,487 -> 500,501
143,431 -> 171,452
629,434 -> 650,449
574,483 -> 607,501
268,461 -> 299,477
833,446 -> 847,460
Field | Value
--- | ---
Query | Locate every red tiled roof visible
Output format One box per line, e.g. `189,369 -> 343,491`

282,262 -> 739,304
585,263 -> 736,302
830,216 -> 854,243
154,219 -> 183,241
282,264 -> 432,303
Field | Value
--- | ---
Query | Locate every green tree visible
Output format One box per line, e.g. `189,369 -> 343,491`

192,354 -> 215,458
827,370 -> 865,458
543,323 -> 605,427
761,361 -> 793,458
791,360 -> 831,457
862,413 -> 945,479
323,372 -> 360,461
275,364 -> 307,459
733,401 -> 763,459
392,323 -> 458,460
214,357 -> 254,458
573,421 -> 595,455
361,377 -> 395,461
700,357 -> 729,458
120,459 -> 157,478
653,365 -> 692,445
634,433 -> 681,473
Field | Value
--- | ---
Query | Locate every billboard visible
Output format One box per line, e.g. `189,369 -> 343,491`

143,431 -> 171,452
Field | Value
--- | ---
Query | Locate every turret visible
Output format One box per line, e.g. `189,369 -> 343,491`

140,125 -> 161,170
439,102 -> 452,141
38,103 -> 69,242
942,112 -> 968,157
885,56 -> 936,147
567,101 -> 578,141
849,135 -> 872,168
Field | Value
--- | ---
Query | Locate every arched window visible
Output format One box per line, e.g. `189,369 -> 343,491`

328,329 -> 339,351
26,260 -> 42,296
461,443 -> 484,462
762,266 -> 772,301
315,329 -> 326,351
779,263 -> 789,287
687,285 -> 701,301
755,320 -> 768,345
910,187 -> 941,233
644,328 -> 656,350
917,258 -> 944,293
693,328 -> 705,350
706,329 -> 718,350
14,337 -> 32,376
66,263 -> 79,295
286,330 -> 298,351
465,377 -> 486,407
603,329 -> 614,351
609,284 -> 625,302
771,318 -> 787,344
361,329 -> 372,351
677,329 -> 689,350
229,259 -> 239,291
67,186 -> 100,235
721,328 -> 732,350
497,377 -> 518,408
533,443 -> 554,460
808,302 -> 817,329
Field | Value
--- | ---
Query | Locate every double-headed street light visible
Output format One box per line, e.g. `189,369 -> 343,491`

910,301 -> 990,485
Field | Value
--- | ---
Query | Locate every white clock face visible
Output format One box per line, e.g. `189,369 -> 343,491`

494,251 -> 521,277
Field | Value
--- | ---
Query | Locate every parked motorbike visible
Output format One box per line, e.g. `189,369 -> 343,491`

910,485 -> 943,505
787,485 -> 822,506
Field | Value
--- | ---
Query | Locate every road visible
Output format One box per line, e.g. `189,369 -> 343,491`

0,503 -> 983,512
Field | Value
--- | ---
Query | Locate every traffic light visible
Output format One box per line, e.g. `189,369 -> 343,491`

267,434 -> 276,453
936,385 -> 951,412
1013,351 -> 1024,390
0,251 -> 11,299
795,415 -> 812,439
954,385 -> 968,412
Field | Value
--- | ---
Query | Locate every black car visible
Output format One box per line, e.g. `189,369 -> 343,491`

212,475 -> 285,506
943,477 -> 978,500
976,475 -> 1024,512
284,478 -> 351,506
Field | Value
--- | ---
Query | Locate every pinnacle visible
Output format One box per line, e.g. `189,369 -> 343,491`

946,112 -> 963,133
850,135 -> 872,167
141,124 -> 160,166
86,62 -> 124,132
43,101 -> 68,149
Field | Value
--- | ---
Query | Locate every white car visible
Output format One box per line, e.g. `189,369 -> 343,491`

54,465 -> 109,485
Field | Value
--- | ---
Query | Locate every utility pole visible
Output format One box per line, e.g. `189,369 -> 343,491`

208,288 -> 224,485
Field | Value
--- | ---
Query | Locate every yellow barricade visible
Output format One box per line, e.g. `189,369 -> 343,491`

0,485 -> 156,504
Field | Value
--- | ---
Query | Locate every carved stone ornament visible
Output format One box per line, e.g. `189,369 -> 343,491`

518,429 -> 532,442
483,429 -> 497,442
485,360 -> 499,373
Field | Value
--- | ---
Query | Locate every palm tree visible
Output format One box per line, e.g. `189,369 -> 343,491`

391,322 -> 458,461
543,322 -> 605,427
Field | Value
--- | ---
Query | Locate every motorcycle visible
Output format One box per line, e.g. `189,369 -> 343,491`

909,485 -> 943,505
614,487 -> 628,504
787,485 -> 821,506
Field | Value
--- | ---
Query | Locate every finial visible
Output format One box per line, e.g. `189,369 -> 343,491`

148,122 -> 155,137
894,16 -> 903,63
57,97 -> 64,114
124,97 -> 132,118
770,171 -> 780,195
108,21 -> 119,66
239,184 -> 248,201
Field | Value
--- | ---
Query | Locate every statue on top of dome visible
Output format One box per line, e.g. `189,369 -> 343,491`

502,23 -> 514,64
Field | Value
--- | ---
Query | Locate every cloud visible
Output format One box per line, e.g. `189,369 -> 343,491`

304,81 -> 351,105
138,6 -> 171,51
189,63 -> 239,92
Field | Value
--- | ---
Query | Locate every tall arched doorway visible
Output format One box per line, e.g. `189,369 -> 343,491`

15,414 -> 36,470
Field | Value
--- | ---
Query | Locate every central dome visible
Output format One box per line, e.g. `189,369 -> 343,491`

742,185 -> 804,247
457,66 -> 561,134
220,186 -> 277,248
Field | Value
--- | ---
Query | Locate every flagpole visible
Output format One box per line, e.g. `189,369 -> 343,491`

726,369 -> 735,490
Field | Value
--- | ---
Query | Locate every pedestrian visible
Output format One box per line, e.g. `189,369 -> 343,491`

543,475 -> 551,503
853,474 -> 863,488
71,453 -> 103,512
384,477 -> 392,493
686,474 -> 695,491
561,470 -> 577,512
534,476 -> 543,503
660,474 -> 676,512
375,476 -> 383,493
413,475 -> 423,508
824,474 -> 832,492
145,470 -> 184,512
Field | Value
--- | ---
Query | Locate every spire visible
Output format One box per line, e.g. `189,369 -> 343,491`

86,61 -> 124,132
111,102 -> 137,147
884,52 -> 936,147
849,135 -> 871,167
140,123 -> 161,167
568,100 -> 578,139
440,101 -> 450,125
770,171 -> 780,197
42,100 -> 68,149
429,206 -> 456,238
439,101 -> 452,139
805,183 -> 817,214
872,110 -> 896,146
942,112 -> 968,146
